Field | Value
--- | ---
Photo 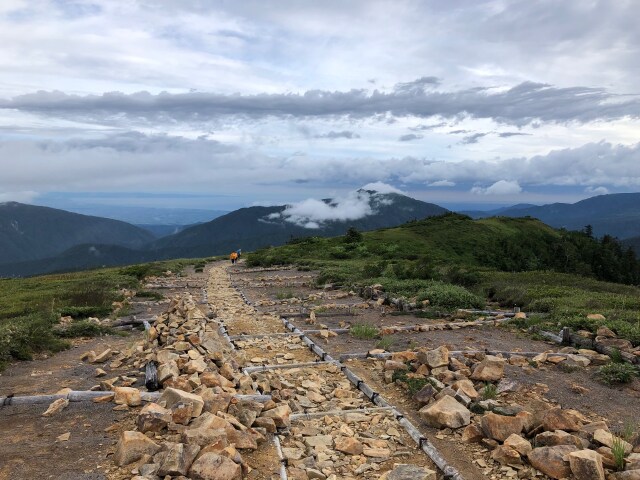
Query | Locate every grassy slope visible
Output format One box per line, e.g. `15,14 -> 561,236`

248,214 -> 640,345
0,258 -> 205,368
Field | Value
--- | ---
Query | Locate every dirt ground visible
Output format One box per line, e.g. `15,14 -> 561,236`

233,265 -> 640,479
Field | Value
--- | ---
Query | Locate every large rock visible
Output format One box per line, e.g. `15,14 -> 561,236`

568,449 -> 605,480
541,407 -> 583,432
113,431 -> 161,466
137,403 -> 171,433
593,429 -> 633,453
335,437 -> 363,455
527,445 -> 577,479
412,383 -> 437,405
491,444 -> 522,465
158,443 -> 201,476
379,464 -> 437,480
470,355 -> 505,381
535,430 -> 583,447
419,395 -> 470,429
481,412 -> 524,442
260,404 -> 291,428
417,346 -> 449,368
452,379 -> 478,400
188,452 -> 242,480
114,386 -> 142,407
504,434 -> 532,456
159,387 -> 204,417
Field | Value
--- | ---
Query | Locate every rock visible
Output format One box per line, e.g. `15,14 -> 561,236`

491,444 -> 522,465
158,443 -> 201,476
42,398 -> 69,417
136,403 -> 171,432
260,404 -> 291,428
157,360 -> 180,383
419,395 -> 470,429
335,436 -> 363,455
413,384 -> 437,405
172,402 -> 195,425
567,354 -> 591,367
596,326 -> 616,337
593,429 -> 633,453
568,449 -> 605,480
462,424 -> 484,443
182,426 -> 228,447
363,447 -> 392,457
470,355 -> 505,381
597,337 -> 633,351
527,445 -> 577,479
114,386 -> 141,407
607,471 -> 640,480
188,452 -> 242,480
379,464 -> 437,480
113,431 -> 161,466
385,360 -> 409,371
541,407 -> 583,432
304,435 -> 333,448
535,430 -> 583,447
418,346 -> 449,368
588,314 -> 606,321
56,432 -> 71,442
481,412 -> 524,442
91,348 -> 112,363
504,434 -> 532,456
159,387 -> 204,417
508,355 -> 529,367
452,379 -> 478,400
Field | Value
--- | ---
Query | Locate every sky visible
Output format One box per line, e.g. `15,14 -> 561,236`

0,0 -> 639,214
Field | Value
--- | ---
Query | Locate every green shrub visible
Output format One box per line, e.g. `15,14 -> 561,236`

417,282 -> 484,309
482,383 -> 498,400
598,362 -> 639,385
376,336 -> 394,350
611,436 -> 627,471
135,290 -> 164,300
55,320 -> 115,338
276,289 -> 295,300
350,323 -> 378,339
0,314 -> 69,365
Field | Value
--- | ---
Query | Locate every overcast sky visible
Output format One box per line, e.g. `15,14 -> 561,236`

1,0 -> 639,212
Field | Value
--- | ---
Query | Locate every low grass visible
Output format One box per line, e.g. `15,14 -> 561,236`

482,383 -> 498,400
0,257 -> 201,369
597,362 -> 639,385
275,289 -> 295,300
350,323 -> 379,339
376,336 -> 394,350
391,369 -> 430,395
611,436 -> 627,471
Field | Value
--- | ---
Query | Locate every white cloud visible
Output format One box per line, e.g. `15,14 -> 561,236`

0,190 -> 39,203
471,180 -> 522,195
274,190 -> 387,228
360,182 -> 403,194
429,180 -> 455,187
585,186 -> 609,195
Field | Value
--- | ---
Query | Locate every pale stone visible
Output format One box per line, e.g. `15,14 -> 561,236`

527,445 -> 577,480
188,452 -> 242,480
470,355 -> 505,381
42,398 -> 68,417
481,412 -> 524,442
113,431 -> 160,466
159,387 -> 204,417
114,386 -> 141,407
568,449 -> 605,480
419,395 -> 470,429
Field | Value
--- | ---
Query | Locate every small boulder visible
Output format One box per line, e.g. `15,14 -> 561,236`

114,386 -> 141,407
504,434 -> 532,456
379,464 -> 437,480
527,445 -> 577,479
568,449 -> 605,480
491,444 -> 522,465
419,395 -> 470,429
159,387 -> 204,417
470,355 -> 505,381
541,407 -> 583,432
481,412 -> 524,442
188,452 -> 242,480
42,398 -> 68,417
335,437 -> 363,455
113,431 -> 161,466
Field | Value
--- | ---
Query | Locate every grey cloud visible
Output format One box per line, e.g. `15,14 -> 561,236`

4,80 -> 638,126
461,132 -> 489,144
394,76 -> 441,93
449,129 -> 470,134
410,122 -> 447,131
498,131 -> 531,138
314,130 -> 360,139
399,133 -> 423,142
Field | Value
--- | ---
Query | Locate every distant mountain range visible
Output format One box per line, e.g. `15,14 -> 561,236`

0,191 -> 447,276
463,193 -> 640,240
2,191 -> 640,277
0,202 -> 154,266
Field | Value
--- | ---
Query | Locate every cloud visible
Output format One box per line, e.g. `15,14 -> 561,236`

360,182 -> 403,194
0,190 -> 39,203
585,186 -> 609,195
498,131 -> 531,138
313,130 -> 360,139
461,132 -> 489,144
3,80 -> 638,127
410,122 -> 447,131
471,180 -> 523,195
399,133 -> 423,142
429,180 -> 455,187
275,190 -> 377,228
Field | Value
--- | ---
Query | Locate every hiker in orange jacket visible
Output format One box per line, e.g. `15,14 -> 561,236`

230,251 -> 238,264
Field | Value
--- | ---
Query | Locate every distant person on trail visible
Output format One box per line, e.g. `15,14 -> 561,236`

230,251 -> 238,264
236,248 -> 242,258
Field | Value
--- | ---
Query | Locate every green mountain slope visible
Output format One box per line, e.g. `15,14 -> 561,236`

466,193 -> 640,239
150,191 -> 448,258
0,202 -> 155,265
248,213 -> 640,286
